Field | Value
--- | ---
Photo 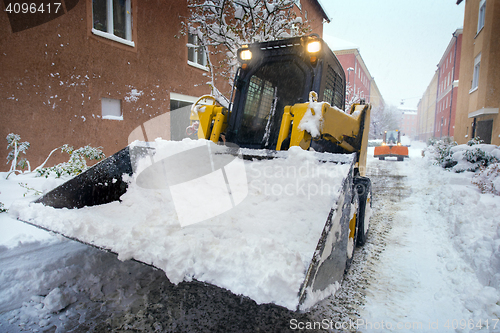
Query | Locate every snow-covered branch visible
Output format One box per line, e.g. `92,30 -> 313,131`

184,0 -> 311,99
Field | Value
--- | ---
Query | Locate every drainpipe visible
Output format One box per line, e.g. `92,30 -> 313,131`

448,32 -> 458,137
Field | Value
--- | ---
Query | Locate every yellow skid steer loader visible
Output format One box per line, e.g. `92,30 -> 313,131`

19,35 -> 372,312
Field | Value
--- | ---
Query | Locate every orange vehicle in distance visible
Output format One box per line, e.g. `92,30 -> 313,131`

373,130 -> 409,161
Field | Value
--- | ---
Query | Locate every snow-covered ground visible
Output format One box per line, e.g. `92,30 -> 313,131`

8,140 -> 352,311
359,143 -> 500,332
1,141 -> 500,332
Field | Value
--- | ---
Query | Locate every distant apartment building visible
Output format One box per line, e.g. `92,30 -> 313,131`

398,108 -> 418,140
416,28 -> 462,141
454,0 -> 500,145
434,29 -> 462,138
417,71 -> 438,141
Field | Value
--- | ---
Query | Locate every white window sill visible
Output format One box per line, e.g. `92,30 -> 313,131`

469,86 -> 478,94
102,115 -> 124,121
92,28 -> 135,47
475,26 -> 484,39
188,60 -> 209,71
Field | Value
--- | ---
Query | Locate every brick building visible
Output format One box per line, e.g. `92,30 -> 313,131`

417,71 -> 438,142
0,0 -> 328,171
454,0 -> 499,145
398,108 -> 418,140
332,48 -> 372,104
434,29 -> 462,138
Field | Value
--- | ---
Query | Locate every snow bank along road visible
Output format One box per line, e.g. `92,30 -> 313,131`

1,142 -> 500,332
311,143 -> 500,332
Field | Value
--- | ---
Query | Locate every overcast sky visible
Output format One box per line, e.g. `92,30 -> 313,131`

320,0 -> 465,110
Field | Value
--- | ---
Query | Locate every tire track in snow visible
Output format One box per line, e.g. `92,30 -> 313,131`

360,152 -> 489,332
308,159 -> 408,331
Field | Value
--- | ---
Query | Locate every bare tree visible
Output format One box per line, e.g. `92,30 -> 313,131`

184,0 -> 310,105
369,104 -> 401,139
345,83 -> 362,112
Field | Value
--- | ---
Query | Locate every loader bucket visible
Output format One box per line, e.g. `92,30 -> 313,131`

373,145 -> 409,160
18,140 -> 359,312
35,145 -> 153,209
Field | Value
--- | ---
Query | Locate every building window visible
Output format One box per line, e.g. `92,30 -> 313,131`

477,0 -> 486,33
187,33 -> 208,70
92,0 -> 134,47
471,53 -> 481,92
101,98 -> 123,120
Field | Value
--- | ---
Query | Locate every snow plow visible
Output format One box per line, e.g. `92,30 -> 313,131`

15,35 -> 372,312
373,129 -> 409,161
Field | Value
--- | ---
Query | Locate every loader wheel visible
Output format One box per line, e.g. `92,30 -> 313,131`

346,190 -> 359,270
379,157 -> 385,160
354,177 -> 372,247
397,156 -> 404,161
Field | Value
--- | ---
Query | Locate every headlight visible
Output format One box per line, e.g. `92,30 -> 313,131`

239,48 -> 252,61
307,41 -> 321,53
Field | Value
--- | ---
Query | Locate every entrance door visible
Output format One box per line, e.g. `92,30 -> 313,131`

476,119 -> 493,144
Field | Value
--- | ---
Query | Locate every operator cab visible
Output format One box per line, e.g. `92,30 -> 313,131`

383,130 -> 401,146
225,35 -> 346,150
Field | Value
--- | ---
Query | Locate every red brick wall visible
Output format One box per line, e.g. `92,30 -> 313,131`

0,0 -> 210,170
434,33 -> 462,138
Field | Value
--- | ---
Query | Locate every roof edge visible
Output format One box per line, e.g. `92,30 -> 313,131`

312,0 -> 330,23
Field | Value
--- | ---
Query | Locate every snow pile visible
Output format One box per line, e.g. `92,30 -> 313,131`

298,101 -> 325,138
424,138 -> 500,196
360,143 -> 500,327
472,162 -> 500,195
449,143 -> 500,172
420,149 -> 500,321
425,138 -> 499,173
10,139 -> 351,310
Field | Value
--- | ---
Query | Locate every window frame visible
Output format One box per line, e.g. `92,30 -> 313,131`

92,0 -> 135,48
187,32 -> 208,71
101,97 -> 123,120
470,53 -> 481,93
477,0 -> 486,34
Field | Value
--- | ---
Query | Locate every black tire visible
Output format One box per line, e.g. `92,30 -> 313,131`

397,156 -> 404,161
354,177 -> 372,246
379,157 -> 385,160
346,190 -> 359,271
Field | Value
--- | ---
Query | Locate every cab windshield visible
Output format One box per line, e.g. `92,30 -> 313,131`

237,61 -> 307,148
386,131 -> 398,144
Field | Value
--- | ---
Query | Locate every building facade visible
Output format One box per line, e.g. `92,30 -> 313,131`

398,108 -> 418,140
434,29 -> 462,139
417,71 -> 438,142
454,0 -> 500,145
0,0 -> 328,171
333,49 -> 372,104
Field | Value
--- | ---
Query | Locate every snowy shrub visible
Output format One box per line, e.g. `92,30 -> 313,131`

425,137 -> 499,173
19,182 -> 43,197
0,202 -> 6,213
450,143 -> 499,173
424,137 -> 457,168
472,163 -> 500,195
467,136 -> 484,146
37,145 -> 105,178
6,133 -> 30,171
